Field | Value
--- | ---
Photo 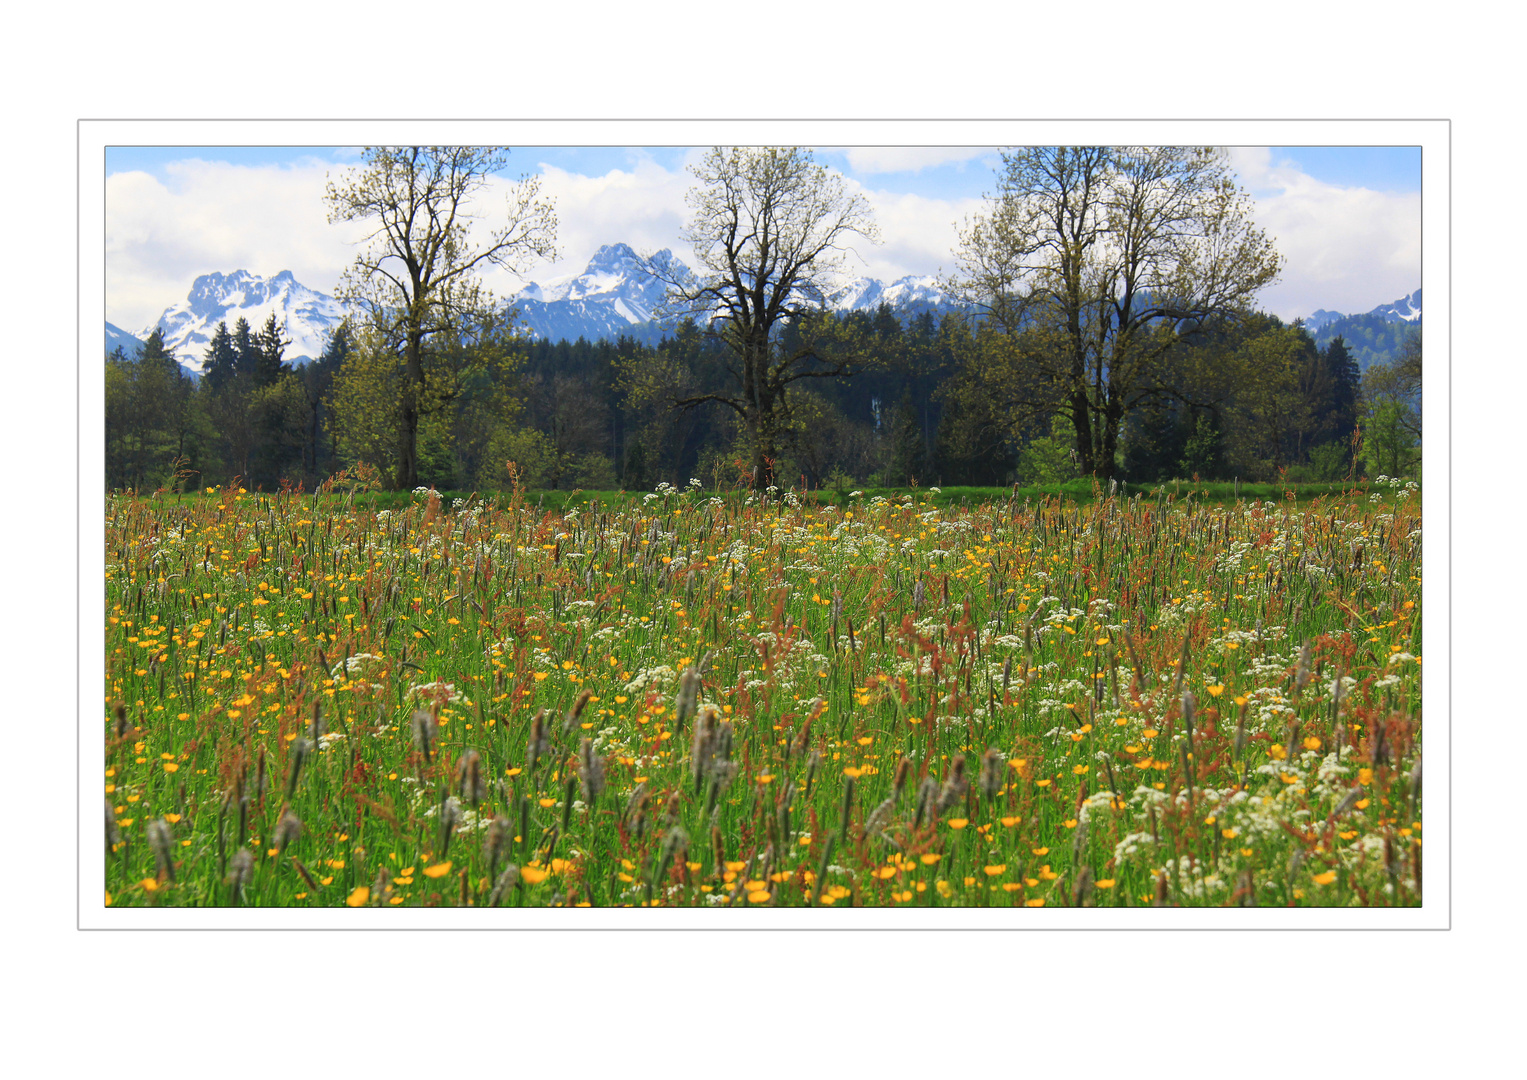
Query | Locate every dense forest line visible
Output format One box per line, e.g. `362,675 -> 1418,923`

104,301 -> 1421,495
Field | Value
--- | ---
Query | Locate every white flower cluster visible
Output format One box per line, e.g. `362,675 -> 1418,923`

624,665 -> 676,695
408,680 -> 463,704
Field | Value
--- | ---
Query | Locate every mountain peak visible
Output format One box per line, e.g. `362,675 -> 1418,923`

586,243 -> 640,271
146,269 -> 350,370
1303,288 -> 1421,331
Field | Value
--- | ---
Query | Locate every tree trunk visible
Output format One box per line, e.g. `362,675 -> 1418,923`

1070,391 -> 1095,476
750,408 -> 779,491
1100,406 -> 1122,483
395,401 -> 419,490
395,331 -> 425,490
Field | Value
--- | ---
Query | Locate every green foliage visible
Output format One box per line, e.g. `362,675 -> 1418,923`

1304,440 -> 1352,482
1359,329 -> 1421,478
105,333 -> 200,492
1015,414 -> 1080,486
1312,312 -> 1419,372
1177,412 -> 1223,481
1361,398 -> 1420,478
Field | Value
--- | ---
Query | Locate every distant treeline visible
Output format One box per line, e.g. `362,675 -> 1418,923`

105,303 -> 1419,494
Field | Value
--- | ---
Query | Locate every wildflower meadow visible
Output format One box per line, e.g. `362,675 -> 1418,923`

101,475 -> 1422,910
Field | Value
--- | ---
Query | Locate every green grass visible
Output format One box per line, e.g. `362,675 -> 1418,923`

146,477 -> 1401,516
103,479 -> 1422,909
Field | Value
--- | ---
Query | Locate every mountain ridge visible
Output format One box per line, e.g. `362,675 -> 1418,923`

107,251 -> 1419,372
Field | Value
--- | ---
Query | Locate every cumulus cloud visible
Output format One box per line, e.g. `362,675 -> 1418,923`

840,146 -> 995,175
850,187 -> 987,283
481,152 -> 704,295
1226,147 -> 1420,320
106,157 -> 367,331
105,145 -> 1420,333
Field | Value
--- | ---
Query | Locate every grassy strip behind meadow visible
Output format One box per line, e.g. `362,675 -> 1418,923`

144,478 -> 1404,516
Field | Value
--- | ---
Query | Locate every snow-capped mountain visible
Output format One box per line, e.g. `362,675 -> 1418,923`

1369,288 -> 1422,323
825,275 -> 949,317
108,246 -> 960,364
146,269 -> 352,372
1303,309 -> 1347,333
1302,288 -> 1422,330
507,243 -> 697,342
506,243 -> 951,341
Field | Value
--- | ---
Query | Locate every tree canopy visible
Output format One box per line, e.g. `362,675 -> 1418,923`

947,146 -> 1284,481
323,146 -> 558,489
653,146 -> 881,489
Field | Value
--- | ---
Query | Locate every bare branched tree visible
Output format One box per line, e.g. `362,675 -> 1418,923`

651,147 -> 881,489
325,147 -> 557,489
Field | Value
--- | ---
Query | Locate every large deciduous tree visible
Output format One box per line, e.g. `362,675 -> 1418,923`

324,146 -> 557,489
948,146 -> 1283,482
654,146 -> 880,490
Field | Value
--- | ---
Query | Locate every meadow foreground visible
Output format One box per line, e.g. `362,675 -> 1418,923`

102,479 -> 1422,909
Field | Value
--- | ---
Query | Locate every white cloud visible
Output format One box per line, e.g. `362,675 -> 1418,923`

106,159 -> 361,332
850,188 -> 988,284
840,146 -> 995,175
1227,147 -> 1421,320
105,144 -> 1422,333
478,153 -> 704,296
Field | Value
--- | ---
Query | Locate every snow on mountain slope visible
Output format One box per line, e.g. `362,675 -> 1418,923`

1370,288 -> 1422,323
1302,288 -> 1422,329
148,269 -> 351,371
109,247 -> 970,362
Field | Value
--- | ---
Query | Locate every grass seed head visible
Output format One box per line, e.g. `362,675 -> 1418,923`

1332,786 -> 1363,819
285,738 -> 313,801
485,814 -> 511,873
673,666 -> 702,733
937,755 -> 969,815
439,796 -> 463,856
488,865 -> 521,907
978,748 -> 1003,801
290,856 -> 319,892
913,776 -> 939,828
579,738 -> 606,801
147,818 -> 176,881
690,708 -> 715,787
865,795 -> 896,840
1071,865 -> 1093,907
527,710 -> 550,771
273,805 -> 302,854
1295,641 -> 1314,693
411,711 -> 437,764
105,799 -> 120,850
457,749 -> 487,803
371,866 -> 391,906
226,848 -> 255,891
563,688 -> 593,733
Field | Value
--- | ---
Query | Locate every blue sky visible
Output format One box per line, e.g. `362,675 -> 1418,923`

104,143 -> 1422,331
104,143 -> 1423,194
